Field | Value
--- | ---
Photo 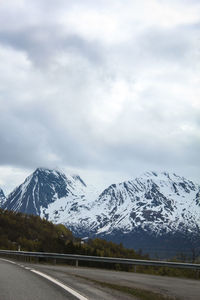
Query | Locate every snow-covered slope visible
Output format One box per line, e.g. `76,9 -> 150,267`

64,171 -> 200,257
41,181 -> 100,228
0,188 -> 6,207
71,171 -> 200,237
4,168 -> 89,217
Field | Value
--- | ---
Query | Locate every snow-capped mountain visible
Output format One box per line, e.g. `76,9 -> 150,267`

92,171 -> 200,256
3,169 -> 200,257
4,168 -> 89,217
83,171 -> 200,236
0,188 -> 6,207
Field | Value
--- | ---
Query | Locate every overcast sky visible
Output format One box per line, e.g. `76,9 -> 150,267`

0,0 -> 200,194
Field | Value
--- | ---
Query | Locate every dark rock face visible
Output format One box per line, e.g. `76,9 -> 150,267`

196,191 -> 200,206
0,188 -> 6,207
4,168 -> 86,215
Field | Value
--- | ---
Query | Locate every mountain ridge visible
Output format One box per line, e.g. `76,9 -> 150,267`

1,168 -> 200,257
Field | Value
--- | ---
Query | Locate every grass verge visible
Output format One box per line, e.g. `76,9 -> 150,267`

74,274 -> 178,300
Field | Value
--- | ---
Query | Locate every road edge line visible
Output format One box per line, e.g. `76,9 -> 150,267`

0,258 -> 88,300
31,269 -> 88,300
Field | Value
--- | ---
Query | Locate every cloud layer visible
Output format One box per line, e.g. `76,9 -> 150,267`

0,0 -> 200,192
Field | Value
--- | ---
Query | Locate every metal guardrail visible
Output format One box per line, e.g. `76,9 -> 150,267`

0,249 -> 200,271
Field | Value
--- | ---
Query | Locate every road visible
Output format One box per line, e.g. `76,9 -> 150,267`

1,258 -> 200,299
0,259 -> 135,300
11,260 -> 200,300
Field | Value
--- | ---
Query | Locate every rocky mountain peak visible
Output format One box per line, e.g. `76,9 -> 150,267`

4,168 -> 87,216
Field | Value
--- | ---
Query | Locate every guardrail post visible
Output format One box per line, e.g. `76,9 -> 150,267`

76,259 -> 79,267
134,265 -> 137,273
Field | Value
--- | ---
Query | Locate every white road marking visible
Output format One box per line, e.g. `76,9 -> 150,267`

0,258 -> 17,265
31,269 -> 88,300
0,258 -> 88,300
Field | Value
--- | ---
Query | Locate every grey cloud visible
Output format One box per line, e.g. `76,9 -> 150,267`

0,27 -> 103,66
113,27 -> 196,79
138,29 -> 191,63
0,113 -> 47,168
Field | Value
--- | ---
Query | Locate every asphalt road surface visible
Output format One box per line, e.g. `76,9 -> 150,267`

1,258 -> 200,299
0,259 -> 135,300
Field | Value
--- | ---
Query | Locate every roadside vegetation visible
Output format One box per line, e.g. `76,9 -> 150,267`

74,275 -> 178,300
0,208 -> 147,259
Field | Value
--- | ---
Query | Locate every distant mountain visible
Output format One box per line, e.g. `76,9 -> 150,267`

0,188 -> 6,207
4,168 -> 89,218
82,171 -> 200,237
3,169 -> 200,257
76,171 -> 200,257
